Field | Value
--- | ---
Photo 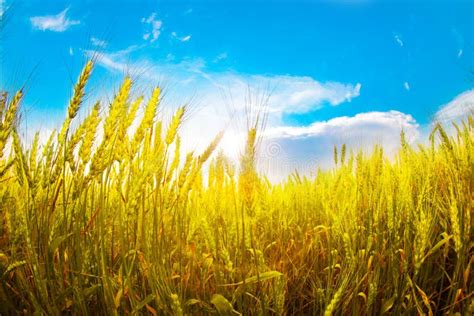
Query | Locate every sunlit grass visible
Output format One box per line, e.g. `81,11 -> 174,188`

0,61 -> 472,315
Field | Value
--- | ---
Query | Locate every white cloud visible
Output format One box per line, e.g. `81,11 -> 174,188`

404,81 -> 410,91
172,32 -> 192,42
88,49 -> 361,115
69,47 -> 74,56
181,35 -> 191,42
452,28 -> 465,60
394,34 -> 404,47
87,48 -> 362,118
435,89 -> 474,123
86,51 -> 124,73
266,111 -> 419,141
260,111 -> 420,181
215,52 -> 228,62
30,8 -> 80,32
91,37 -> 107,48
263,77 -> 361,114
142,13 -> 162,43
85,48 -> 423,181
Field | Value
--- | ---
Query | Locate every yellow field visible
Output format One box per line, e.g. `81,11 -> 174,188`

0,61 -> 472,315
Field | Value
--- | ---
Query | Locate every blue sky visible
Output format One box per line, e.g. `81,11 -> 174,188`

1,0 -> 473,179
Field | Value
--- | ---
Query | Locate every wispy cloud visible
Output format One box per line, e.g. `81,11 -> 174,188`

30,8 -> 80,32
214,52 -> 228,62
141,13 -> 162,42
435,89 -> 474,123
88,48 -> 361,115
394,34 -> 404,47
83,44 -> 145,74
86,48 -> 363,166
69,47 -> 74,56
181,35 -> 191,42
171,32 -> 192,42
404,82 -> 410,91
91,37 -> 107,48
452,28 -> 465,60
0,0 -> 5,17
166,53 -> 175,62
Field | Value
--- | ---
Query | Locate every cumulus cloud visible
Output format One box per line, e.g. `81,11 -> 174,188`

84,48 -> 418,181
86,47 -> 362,144
266,111 -> 418,140
142,13 -> 162,42
260,111 -> 420,181
30,8 -> 80,32
435,89 -> 474,123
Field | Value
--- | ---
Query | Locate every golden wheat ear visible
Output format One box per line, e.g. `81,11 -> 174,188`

78,101 -> 101,163
0,91 -> 8,119
131,87 -> 160,152
0,90 -> 22,157
58,61 -> 94,143
165,106 -> 185,146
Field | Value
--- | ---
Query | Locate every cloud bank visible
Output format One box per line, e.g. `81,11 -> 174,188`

259,111 -> 420,181
81,47 -> 425,181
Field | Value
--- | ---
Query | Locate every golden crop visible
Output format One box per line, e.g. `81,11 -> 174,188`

0,61 -> 472,315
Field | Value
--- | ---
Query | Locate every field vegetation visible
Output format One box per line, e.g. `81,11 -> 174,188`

0,61 -> 472,315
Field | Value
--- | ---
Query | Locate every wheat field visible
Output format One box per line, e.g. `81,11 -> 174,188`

0,61 -> 472,315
